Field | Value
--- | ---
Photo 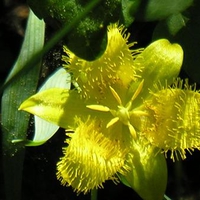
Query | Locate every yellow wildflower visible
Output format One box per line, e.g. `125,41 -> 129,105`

19,23 -> 187,197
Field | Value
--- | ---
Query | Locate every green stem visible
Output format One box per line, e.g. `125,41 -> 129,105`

164,194 -> 172,200
91,189 -> 98,200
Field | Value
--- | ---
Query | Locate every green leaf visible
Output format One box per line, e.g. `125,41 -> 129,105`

26,68 -> 71,146
1,10 -> 45,200
153,0 -> 200,84
121,0 -> 140,26
28,0 -> 121,60
134,0 -> 193,21
153,13 -> 189,38
120,143 -> 167,200
0,1 -> 103,92
121,0 -> 193,23
166,13 -> 189,36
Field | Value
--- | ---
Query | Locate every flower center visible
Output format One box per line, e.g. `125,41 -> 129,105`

112,106 -> 130,126
87,80 -> 144,138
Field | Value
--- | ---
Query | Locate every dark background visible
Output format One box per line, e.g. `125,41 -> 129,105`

1,0 -> 200,200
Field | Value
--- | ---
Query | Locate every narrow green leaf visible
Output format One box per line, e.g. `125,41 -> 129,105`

1,0 -> 101,92
1,10 -> 45,200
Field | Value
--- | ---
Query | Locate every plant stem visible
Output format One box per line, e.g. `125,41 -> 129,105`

91,189 -> 98,200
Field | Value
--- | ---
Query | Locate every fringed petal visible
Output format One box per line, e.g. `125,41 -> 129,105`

57,117 -> 128,194
63,24 -> 142,100
144,79 -> 200,160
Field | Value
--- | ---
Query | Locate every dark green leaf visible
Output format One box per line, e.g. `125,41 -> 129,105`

28,0 -> 121,60
120,0 -> 140,26
127,0 -> 193,21
153,0 -> 200,84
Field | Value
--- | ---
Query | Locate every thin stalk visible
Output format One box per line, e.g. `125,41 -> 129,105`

91,189 -> 98,200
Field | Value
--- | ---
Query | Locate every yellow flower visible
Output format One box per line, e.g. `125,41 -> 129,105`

19,23 -> 186,197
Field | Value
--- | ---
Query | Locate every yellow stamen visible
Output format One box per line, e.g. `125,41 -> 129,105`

106,117 -> 119,128
109,86 -> 122,105
128,123 -> 137,139
131,79 -> 144,102
86,105 -> 110,112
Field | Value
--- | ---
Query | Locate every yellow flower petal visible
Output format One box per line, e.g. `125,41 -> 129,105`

144,79 -> 200,160
30,68 -> 71,146
57,117 -> 128,194
128,39 -> 183,106
19,88 -> 87,128
121,141 -> 167,200
63,23 -> 142,100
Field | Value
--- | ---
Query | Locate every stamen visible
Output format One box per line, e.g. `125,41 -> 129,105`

86,105 -> 110,112
131,110 -> 149,116
130,79 -> 144,102
128,123 -> 137,139
109,86 -> 122,105
106,117 -> 119,128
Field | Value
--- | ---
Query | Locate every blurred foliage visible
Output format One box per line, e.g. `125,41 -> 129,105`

28,0 -> 121,60
122,0 -> 193,22
28,0 -> 194,61
27,0 -> 200,85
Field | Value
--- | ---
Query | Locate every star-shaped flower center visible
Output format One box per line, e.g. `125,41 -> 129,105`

87,80 -> 145,138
